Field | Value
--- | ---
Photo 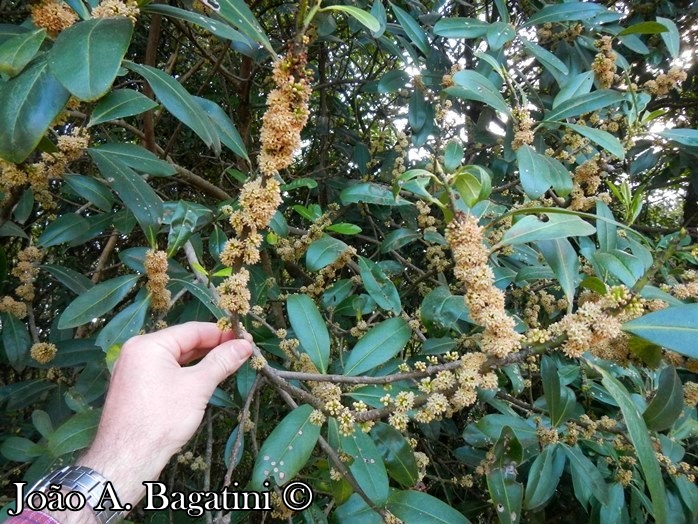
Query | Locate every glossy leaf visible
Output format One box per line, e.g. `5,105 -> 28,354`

216,0 -> 273,54
166,200 -> 214,256
63,174 -> 116,212
334,493 -> 382,523
554,71 -> 594,108
358,256 -> 401,314
541,356 -> 577,426
381,229 -> 421,253
251,404 -> 321,489
193,96 -> 249,160
88,89 -> 158,127
324,6 -> 380,32
306,235 -> 350,271
659,128 -> 698,147
561,123 -> 625,159
517,145 -> 552,198
170,278 -> 227,319
589,362 -> 668,522
341,182 -> 400,206
656,17 -> 680,58
47,410 -> 100,457
370,422 -> 419,487
40,264 -> 93,295
89,147 -> 164,244
524,445 -> 565,511
537,238 -> 578,312
524,2 -> 608,27
0,57 -> 70,163
448,70 -> 510,114
48,17 -> 133,101
562,444 -> 609,506
224,426 -> 244,469
0,437 -> 44,461
90,143 -> 175,177
0,29 -> 45,80
343,317 -> 411,376
145,4 -> 251,45
377,69 -> 410,93
387,490 -> 471,523
336,421 -> 389,504
58,274 -> 140,329
500,213 -> 596,247
287,294 -> 330,373
643,366 -> 683,431
95,296 -> 150,351
1,313 -> 30,369
390,3 -> 429,55
37,214 -> 89,248
124,61 -> 220,152
618,21 -> 668,36
433,17 -> 489,39
545,90 -> 626,122
521,38 -> 568,78
486,467 -> 523,524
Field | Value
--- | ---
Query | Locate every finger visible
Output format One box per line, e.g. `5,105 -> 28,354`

192,339 -> 253,388
126,322 -> 236,364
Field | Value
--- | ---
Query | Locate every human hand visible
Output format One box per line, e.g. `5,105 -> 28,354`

77,322 -> 252,510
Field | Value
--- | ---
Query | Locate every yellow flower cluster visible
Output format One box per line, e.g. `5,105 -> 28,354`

0,296 -> 28,319
511,107 -> 535,150
592,36 -> 616,89
684,381 -> 698,407
31,0 -> 77,36
445,213 -> 522,358
92,0 -> 139,23
218,268 -> 252,315
30,342 -> 58,364
258,52 -> 312,177
671,270 -> 698,300
644,66 -> 687,96
144,250 -> 171,313
12,246 -> 44,302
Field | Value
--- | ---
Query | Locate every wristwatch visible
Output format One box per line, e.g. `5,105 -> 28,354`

29,465 -> 123,523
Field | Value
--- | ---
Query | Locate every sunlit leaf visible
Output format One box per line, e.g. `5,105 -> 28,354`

343,317 -> 411,376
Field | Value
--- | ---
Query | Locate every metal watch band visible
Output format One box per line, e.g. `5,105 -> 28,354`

29,465 -> 122,524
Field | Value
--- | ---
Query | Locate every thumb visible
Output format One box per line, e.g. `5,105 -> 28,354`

194,339 -> 253,387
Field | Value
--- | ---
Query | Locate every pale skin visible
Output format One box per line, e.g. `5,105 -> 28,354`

42,322 -> 253,523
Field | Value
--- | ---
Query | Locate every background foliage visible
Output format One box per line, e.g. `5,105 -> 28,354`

1,0 -> 697,522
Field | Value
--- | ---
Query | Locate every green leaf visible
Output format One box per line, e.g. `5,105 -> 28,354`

541,356 -> 577,426
341,182 -> 400,206
521,38 -> 568,78
381,229 -> 421,253
659,128 -> 698,147
48,17 -> 133,101
562,444 -> 609,506
40,264 -> 93,295
0,437 -> 44,462
124,61 -> 220,152
166,200 -> 214,256
251,404 -> 321,489
326,223 -> 362,235
287,294 -> 330,373
433,17 -> 490,39
656,17 -> 680,58
370,422 -> 419,487
537,238 -> 579,312
486,467 -> 523,524
358,256 -> 401,314
95,296 -> 150,351
594,250 -> 643,287
487,21 -> 515,51
335,493 -> 382,523
554,71 -> 594,108
90,143 -> 175,177
0,57 -> 70,163
47,410 -> 100,457
323,5 -> 380,32
58,274 -> 140,329
216,0 -> 273,54
88,89 -> 158,127
0,29 -> 45,80
524,3 -> 608,27
378,69 -> 410,93
643,366 -> 683,431
595,200 -> 617,252
444,140 -> 464,172
420,286 -> 472,330
1,312 -> 30,369
499,213 -> 596,247
37,213 -> 89,248
447,71 -> 510,115
335,420 -> 389,504
193,96 -> 249,160
524,445 -> 565,511
306,235 -> 350,271
516,145 -> 552,199
89,148 -> 164,244
170,278 -> 228,319
63,174 -> 116,212
390,3 -> 429,55
144,4 -> 251,45
452,166 -> 492,207
387,490 -> 471,523
587,361 -> 668,521
618,21 -> 668,36
343,317 -> 411,376
561,123 -> 625,159
545,90 -> 626,122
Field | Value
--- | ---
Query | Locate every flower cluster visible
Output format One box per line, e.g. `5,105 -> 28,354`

31,0 -> 77,36
511,107 -> 535,150
644,66 -> 687,96
445,213 -> 522,358
145,250 -> 171,313
0,296 -> 28,319
30,342 -> 58,364
592,36 -> 616,89
92,0 -> 139,23
11,246 -> 44,302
